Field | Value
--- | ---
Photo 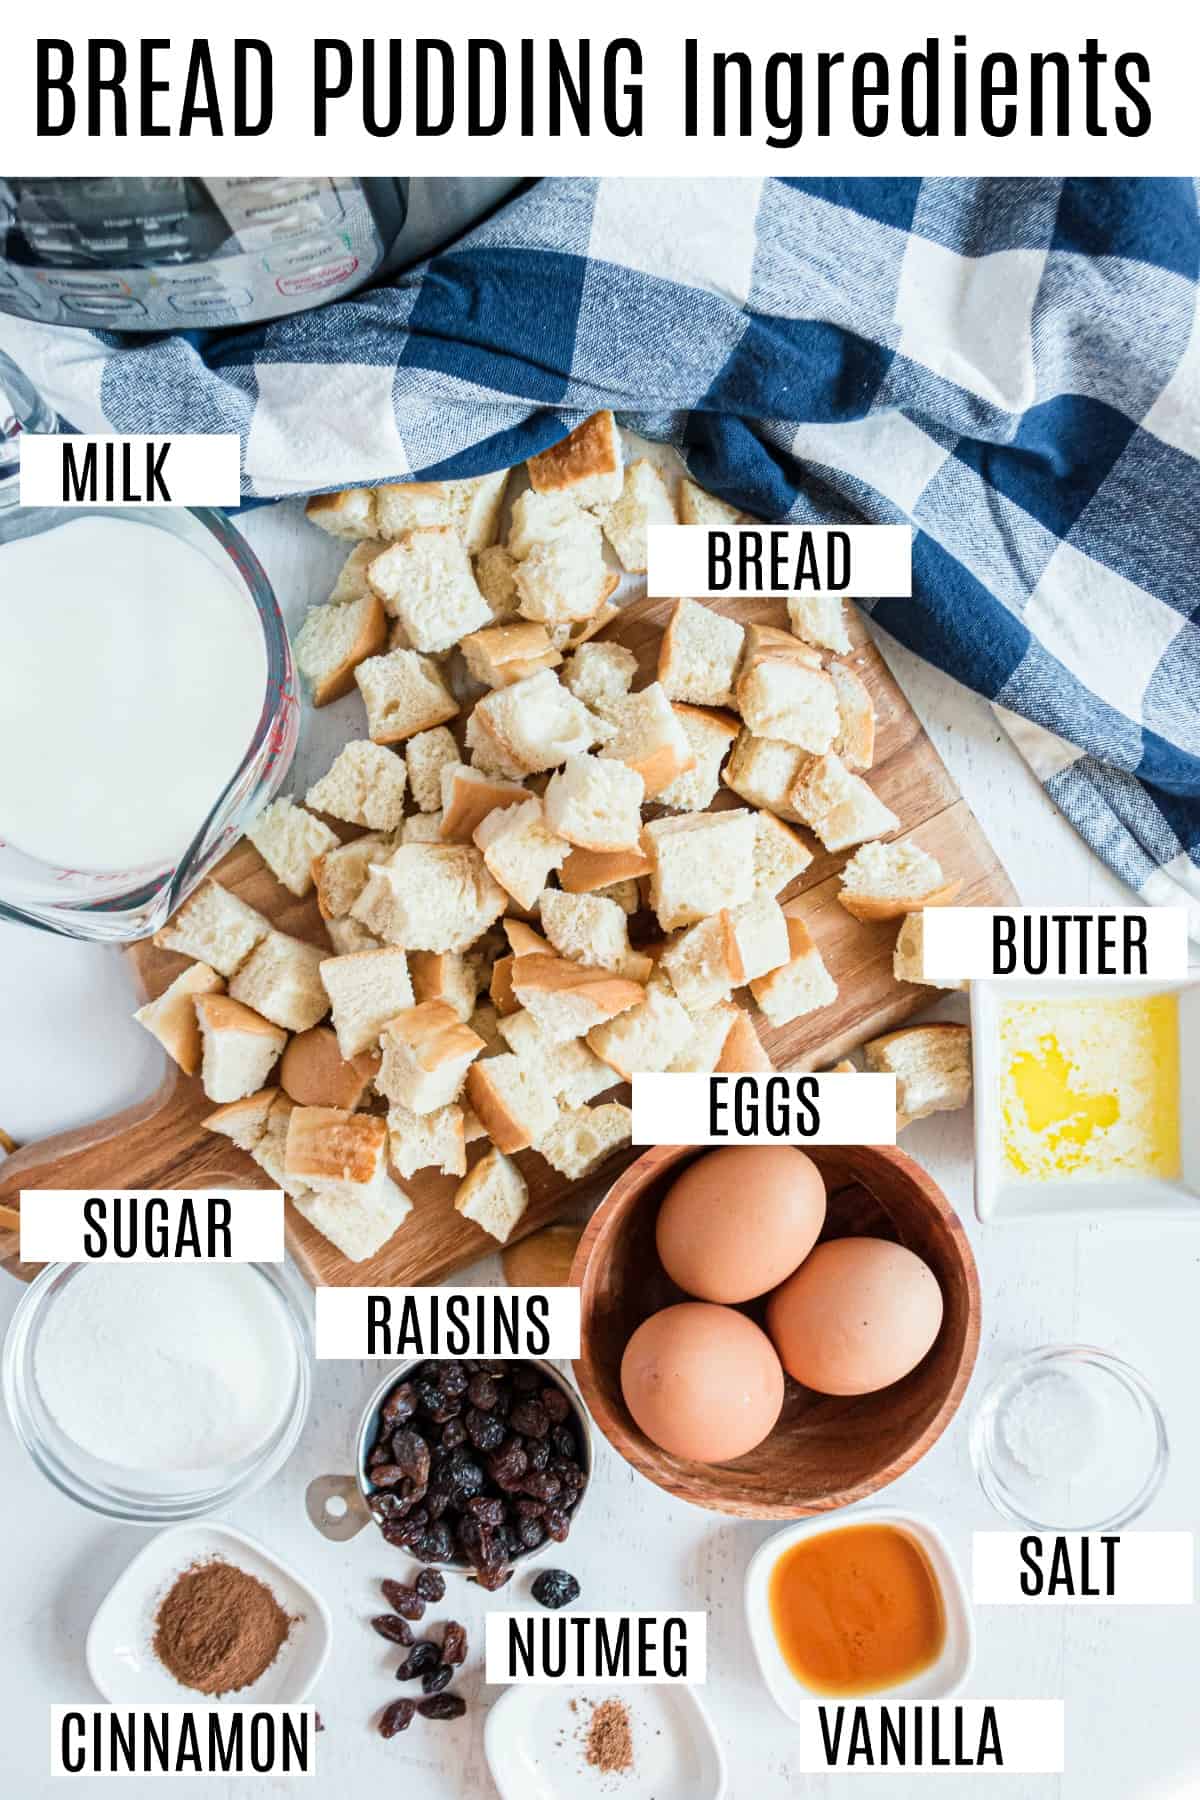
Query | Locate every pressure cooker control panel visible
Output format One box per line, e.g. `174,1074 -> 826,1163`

0,177 -> 397,328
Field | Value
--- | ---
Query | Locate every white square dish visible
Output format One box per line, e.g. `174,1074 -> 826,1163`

484,1681 -> 725,1800
971,977 -> 1200,1223
744,1510 -> 974,1719
85,1522 -> 331,1704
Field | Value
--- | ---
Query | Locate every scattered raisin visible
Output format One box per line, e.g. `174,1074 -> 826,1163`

371,1613 -> 414,1646
441,1621 -> 468,1666
422,1663 -> 454,1696
414,1569 -> 445,1603
381,1581 -> 425,1621
419,1694 -> 467,1720
531,1568 -> 580,1608
396,1641 -> 440,1681
475,1564 -> 513,1591
379,1698 -> 416,1737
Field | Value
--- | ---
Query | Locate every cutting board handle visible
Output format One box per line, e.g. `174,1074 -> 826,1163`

0,1073 -> 258,1282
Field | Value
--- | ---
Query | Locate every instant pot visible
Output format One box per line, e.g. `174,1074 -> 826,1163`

0,176 -> 523,330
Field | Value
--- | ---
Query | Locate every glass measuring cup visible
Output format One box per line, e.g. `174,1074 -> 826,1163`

0,505 -> 298,941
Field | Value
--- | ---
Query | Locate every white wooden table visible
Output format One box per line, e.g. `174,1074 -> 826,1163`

2,501 -> 1197,1800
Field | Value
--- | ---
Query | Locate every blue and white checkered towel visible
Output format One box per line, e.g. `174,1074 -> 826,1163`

6,176 -> 1199,936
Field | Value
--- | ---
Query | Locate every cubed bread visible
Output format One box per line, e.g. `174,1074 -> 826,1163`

193,994 -> 285,1103
504,918 -> 552,956
454,1146 -> 529,1243
790,753 -> 900,853
864,1023 -> 972,1130
409,950 -> 478,1022
642,808 -> 757,931
656,704 -> 740,812
752,809 -> 814,895
563,640 -> 638,711
722,730 -> 808,822
596,458 -> 676,572
658,599 -> 745,708
439,764 -> 526,844
788,593 -> 853,655
133,962 -> 224,1075
749,916 -> 838,1026
461,621 -> 561,688
677,478 -> 748,528
377,1001 -> 486,1114
497,1008 -> 616,1106
373,470 -> 509,553
329,539 -> 386,604
203,1087 -> 278,1156
246,797 -> 339,899
830,661 -> 876,771
218,1091 -> 306,1199
474,796 -> 569,911
723,892 -> 790,983
355,647 -> 459,744
526,409 -> 623,508
473,670 -> 610,775
279,1026 -> 378,1110
325,916 -> 382,955
386,1102 -> 467,1179
291,1170 -> 412,1263
544,754 -> 644,853
740,622 -> 825,672
306,740 -> 407,832
893,911 -> 968,991
155,880 -> 272,977
474,544 -> 521,621
402,811 -> 444,843
512,953 -> 645,1045
465,1053 -> 561,1153
539,890 -> 647,978
284,1105 -> 387,1189
737,658 -> 840,754
319,947 -> 414,1058
228,931 -> 330,1032
559,843 -> 652,894
305,488 -> 377,541
586,985 -> 694,1080
715,1007 -> 774,1073
465,708 -> 528,780
507,489 -> 585,559
837,839 -> 961,921
593,877 -> 641,914
536,1101 -> 633,1179
366,525 -> 492,652
670,1000 -> 741,1073
406,725 -> 459,812
469,1001 -> 506,1056
658,914 -> 735,1010
312,832 -> 393,920
552,601 -> 620,652
489,954 -> 519,1016
513,512 -> 613,625
295,594 -> 389,707
352,843 -> 507,952
598,683 -> 695,798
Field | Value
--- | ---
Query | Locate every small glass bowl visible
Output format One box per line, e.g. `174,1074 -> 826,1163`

970,1344 -> 1168,1532
3,1260 -> 313,1524
0,504 -> 298,942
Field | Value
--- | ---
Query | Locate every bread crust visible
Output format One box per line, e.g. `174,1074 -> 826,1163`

440,767 -> 525,844
195,993 -> 287,1040
837,878 -> 962,923
313,594 -> 389,707
512,953 -> 644,1021
527,410 -> 620,495
284,1105 -> 387,1185
560,844 -> 652,893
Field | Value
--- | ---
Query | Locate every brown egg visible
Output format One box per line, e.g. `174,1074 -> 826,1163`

766,1236 -> 944,1397
620,1302 -> 785,1463
655,1146 -> 827,1302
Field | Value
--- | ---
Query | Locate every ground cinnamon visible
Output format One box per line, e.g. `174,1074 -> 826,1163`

584,1698 -> 634,1774
153,1558 -> 292,1695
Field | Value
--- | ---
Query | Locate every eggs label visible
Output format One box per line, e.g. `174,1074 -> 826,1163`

973,1532 -> 1194,1606
313,1286 -> 580,1360
631,1072 -> 897,1145
484,1612 -> 707,1684
921,906 -> 1188,981
796,1701 -> 1064,1773
19,1188 -> 284,1263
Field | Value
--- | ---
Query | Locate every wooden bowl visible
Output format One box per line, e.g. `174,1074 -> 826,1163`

571,1143 -> 981,1518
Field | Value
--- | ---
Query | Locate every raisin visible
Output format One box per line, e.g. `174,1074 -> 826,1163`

422,1663 -> 454,1696
466,1495 -> 505,1526
523,1472 -> 562,1503
526,1438 -> 550,1472
541,1386 -> 570,1423
415,1378 -> 443,1414
444,1454 -> 485,1501
390,1430 -> 431,1488
420,1522 -> 455,1563
440,1417 -> 467,1451
381,1383 -> 417,1428
396,1641 -> 440,1680
465,1407 -> 506,1452
437,1362 -> 469,1398
371,1613 -> 414,1646
487,1442 -> 527,1488
368,1444 -> 391,1468
512,1364 -> 541,1393
466,1371 -> 497,1410
370,1464 -> 408,1489
531,1568 -> 580,1609
419,1694 -> 467,1720
550,1425 -> 577,1459
425,1484 -> 452,1521
379,1698 -> 416,1737
519,1517 -> 546,1551
415,1569 -> 445,1603
381,1581 -> 425,1621
510,1400 -> 549,1438
543,1508 -> 571,1543
552,1462 -> 585,1494
441,1621 -> 468,1666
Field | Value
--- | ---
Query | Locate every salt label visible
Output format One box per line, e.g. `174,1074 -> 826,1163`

973,1533 -> 1194,1606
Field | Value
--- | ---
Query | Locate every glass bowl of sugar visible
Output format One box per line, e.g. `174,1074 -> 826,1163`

0,505 -> 298,941
2,1259 -> 312,1522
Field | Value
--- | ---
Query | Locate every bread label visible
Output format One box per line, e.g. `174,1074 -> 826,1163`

18,1189 -> 284,1263
923,906 -> 1188,980
631,1072 -> 897,1146
973,1532 -> 1193,1606
314,1285 -> 580,1360
647,523 -> 911,599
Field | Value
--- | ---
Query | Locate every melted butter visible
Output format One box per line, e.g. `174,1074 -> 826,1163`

1000,996 -> 1180,1183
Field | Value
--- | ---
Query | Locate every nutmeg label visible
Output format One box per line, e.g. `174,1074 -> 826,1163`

485,1612 -> 706,1684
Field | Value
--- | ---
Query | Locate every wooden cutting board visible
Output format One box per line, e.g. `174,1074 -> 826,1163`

0,596 -> 1015,1286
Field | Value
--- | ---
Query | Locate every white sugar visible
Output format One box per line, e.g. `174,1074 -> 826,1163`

35,1265 -> 295,1473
